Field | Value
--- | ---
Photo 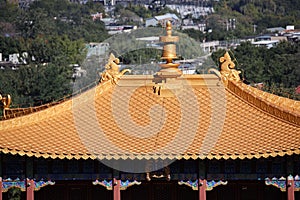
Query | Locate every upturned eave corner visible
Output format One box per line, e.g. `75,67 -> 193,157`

226,78 -> 300,126
208,52 -> 300,125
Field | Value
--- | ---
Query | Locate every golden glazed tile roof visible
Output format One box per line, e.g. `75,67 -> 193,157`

0,74 -> 299,160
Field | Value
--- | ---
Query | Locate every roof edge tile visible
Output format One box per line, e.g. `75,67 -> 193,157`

1,148 -> 299,161
226,80 -> 300,126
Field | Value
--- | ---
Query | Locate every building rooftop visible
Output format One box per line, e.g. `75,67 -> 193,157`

0,67 -> 299,161
0,22 -> 299,161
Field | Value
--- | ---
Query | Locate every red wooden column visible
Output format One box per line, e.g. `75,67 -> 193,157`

198,179 -> 207,200
26,179 -> 35,200
0,177 -> 2,200
287,176 -> 295,200
113,178 -> 121,200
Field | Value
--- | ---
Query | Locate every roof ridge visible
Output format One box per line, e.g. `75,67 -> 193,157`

226,80 -> 300,126
1,81 -> 99,121
0,80 -> 114,127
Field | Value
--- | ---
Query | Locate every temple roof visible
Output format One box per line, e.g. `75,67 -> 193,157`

0,22 -> 299,161
0,73 -> 299,160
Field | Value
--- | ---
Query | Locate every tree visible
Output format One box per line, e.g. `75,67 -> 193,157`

212,41 -> 300,100
180,29 -> 205,42
8,187 -> 21,200
16,0 -> 108,42
0,0 -> 20,37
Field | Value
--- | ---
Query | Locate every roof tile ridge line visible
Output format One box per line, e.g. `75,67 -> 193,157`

0,80 -> 109,125
2,101 -> 62,120
235,81 -> 300,115
225,80 -> 300,126
1,80 -> 100,121
205,149 -> 300,160
0,81 -> 114,131
243,83 -> 300,112
0,147 -> 97,160
0,147 -> 299,161
233,81 -> 300,111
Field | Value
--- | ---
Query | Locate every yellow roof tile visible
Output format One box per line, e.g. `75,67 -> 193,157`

0,74 -> 299,160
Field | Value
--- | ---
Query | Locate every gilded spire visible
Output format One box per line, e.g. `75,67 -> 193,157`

157,21 -> 181,77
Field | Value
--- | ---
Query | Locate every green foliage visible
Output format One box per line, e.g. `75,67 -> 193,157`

121,48 -> 161,64
0,63 -> 73,107
37,35 -> 85,65
209,0 -> 300,40
106,27 -> 204,61
0,1 -> 20,37
211,41 -> 300,99
0,1 -> 100,106
232,0 -> 300,27
115,4 -> 179,23
180,29 -> 205,42
0,34 -> 86,65
0,1 -> 19,23
0,36 -> 25,57
123,5 -> 152,19
8,187 -> 21,200
115,8 -> 141,25
15,0 -> 108,42
0,28 -> 86,106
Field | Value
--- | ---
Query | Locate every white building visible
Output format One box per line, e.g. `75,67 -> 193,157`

145,13 -> 180,27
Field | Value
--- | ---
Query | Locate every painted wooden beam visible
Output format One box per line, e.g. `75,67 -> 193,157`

113,178 -> 121,200
287,177 -> 295,200
26,179 -> 35,200
199,179 -> 207,200
0,177 -> 2,200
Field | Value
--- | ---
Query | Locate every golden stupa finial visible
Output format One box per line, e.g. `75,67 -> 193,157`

153,21 -> 183,96
157,21 -> 181,77
166,21 -> 172,36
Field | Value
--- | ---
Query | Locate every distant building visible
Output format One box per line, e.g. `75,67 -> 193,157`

166,4 -> 214,19
280,25 -> 300,41
101,18 -> 116,26
251,35 -> 287,49
251,40 -> 279,49
87,43 -> 109,57
72,65 -> 87,79
145,13 -> 180,27
266,27 -> 285,33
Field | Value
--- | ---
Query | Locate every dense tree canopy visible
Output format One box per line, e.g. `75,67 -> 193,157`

197,0 -> 300,40
212,41 -> 300,100
0,0 -> 299,108
0,0 -> 99,107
